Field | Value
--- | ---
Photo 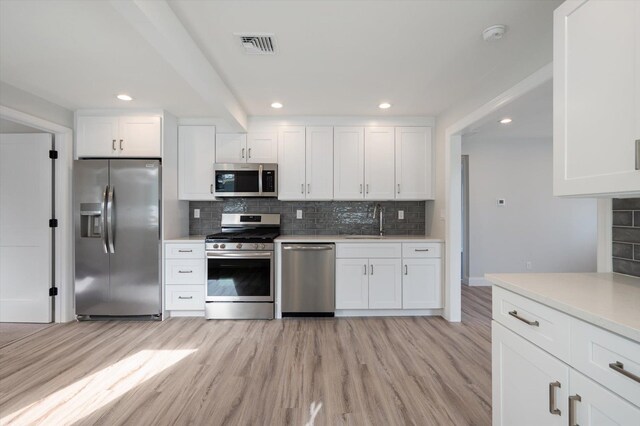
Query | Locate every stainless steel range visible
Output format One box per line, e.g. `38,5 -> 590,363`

204,213 -> 280,319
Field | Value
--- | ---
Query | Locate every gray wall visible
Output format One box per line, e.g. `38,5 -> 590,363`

0,82 -> 73,128
189,199 -> 425,236
612,198 -> 640,277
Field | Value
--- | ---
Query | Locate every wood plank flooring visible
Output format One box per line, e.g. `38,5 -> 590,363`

0,323 -> 52,348
0,286 -> 492,426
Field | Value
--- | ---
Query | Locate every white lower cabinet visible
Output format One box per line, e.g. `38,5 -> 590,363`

402,258 -> 441,309
368,258 -> 402,309
164,242 -> 205,313
335,258 -> 369,309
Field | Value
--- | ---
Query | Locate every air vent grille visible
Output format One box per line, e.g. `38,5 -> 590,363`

237,34 -> 276,55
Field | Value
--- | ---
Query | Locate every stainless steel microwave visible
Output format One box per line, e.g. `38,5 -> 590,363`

214,163 -> 278,197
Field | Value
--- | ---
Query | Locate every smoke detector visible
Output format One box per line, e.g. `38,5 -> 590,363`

482,25 -> 507,41
235,33 -> 277,55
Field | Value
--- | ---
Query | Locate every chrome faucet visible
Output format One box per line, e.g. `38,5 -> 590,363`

373,203 -> 384,236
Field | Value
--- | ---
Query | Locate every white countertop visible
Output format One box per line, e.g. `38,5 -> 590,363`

486,272 -> 640,342
275,235 -> 444,243
163,235 -> 206,243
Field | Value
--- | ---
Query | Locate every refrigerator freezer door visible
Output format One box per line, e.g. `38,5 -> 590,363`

108,159 -> 161,315
74,160 -> 110,315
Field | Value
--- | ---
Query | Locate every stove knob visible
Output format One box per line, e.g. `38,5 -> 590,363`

236,243 -> 243,249
253,243 -> 259,249
213,244 -> 219,249
259,243 -> 265,249
220,244 -> 226,249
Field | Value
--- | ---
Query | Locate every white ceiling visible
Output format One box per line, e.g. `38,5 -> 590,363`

0,0 -> 561,121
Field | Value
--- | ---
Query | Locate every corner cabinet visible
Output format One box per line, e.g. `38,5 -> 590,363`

178,126 -> 216,200
76,116 -> 161,158
553,0 -> 640,196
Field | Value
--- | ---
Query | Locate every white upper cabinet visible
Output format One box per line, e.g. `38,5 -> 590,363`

395,127 -> 433,199
554,0 -> 640,195
178,126 -> 216,201
305,126 -> 334,200
278,126 -> 306,200
215,133 -> 247,163
334,127 -> 365,199
76,116 -> 161,158
247,131 -> 278,163
364,127 -> 395,200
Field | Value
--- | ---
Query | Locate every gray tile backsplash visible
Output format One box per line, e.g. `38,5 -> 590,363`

189,199 -> 426,236
612,198 -> 640,277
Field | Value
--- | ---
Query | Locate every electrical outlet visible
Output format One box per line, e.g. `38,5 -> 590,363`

296,209 -> 303,219
497,199 -> 506,206
193,209 -> 200,218
398,210 -> 404,220
526,261 -> 532,270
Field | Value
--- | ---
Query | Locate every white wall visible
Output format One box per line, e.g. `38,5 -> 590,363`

0,82 -> 73,128
461,136 -> 597,283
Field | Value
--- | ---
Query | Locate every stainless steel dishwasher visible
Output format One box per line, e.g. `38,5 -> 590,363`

281,243 -> 335,317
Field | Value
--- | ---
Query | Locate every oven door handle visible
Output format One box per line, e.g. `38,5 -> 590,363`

207,252 -> 272,258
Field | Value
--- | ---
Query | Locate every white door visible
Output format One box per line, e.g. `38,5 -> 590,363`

334,127 -> 364,200
395,127 -> 433,200
554,0 -> 640,195
118,116 -> 161,158
216,133 -> 246,163
76,116 -> 119,158
492,322 -> 569,426
402,258 -> 441,309
306,126 -> 333,200
0,134 -> 53,323
178,126 -> 216,200
364,127 -> 395,200
335,258 -> 369,309
277,126 -> 306,200
368,258 -> 402,309
247,131 -> 278,163
569,369 -> 640,425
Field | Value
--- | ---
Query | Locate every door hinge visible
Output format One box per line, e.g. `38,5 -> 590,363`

49,219 -> 58,228
49,150 -> 58,159
49,286 -> 58,297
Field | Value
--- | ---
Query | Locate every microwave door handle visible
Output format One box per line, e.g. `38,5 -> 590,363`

258,164 -> 263,194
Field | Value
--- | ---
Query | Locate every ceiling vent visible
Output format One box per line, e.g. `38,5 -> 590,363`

236,33 -> 276,55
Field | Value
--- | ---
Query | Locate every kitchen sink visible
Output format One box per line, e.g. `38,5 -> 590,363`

345,235 -> 385,239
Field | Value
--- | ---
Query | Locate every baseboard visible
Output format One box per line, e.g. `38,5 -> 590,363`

335,309 -> 443,317
468,277 -> 492,287
169,310 -> 205,317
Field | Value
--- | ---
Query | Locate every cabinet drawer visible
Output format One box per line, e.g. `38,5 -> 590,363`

571,318 -> 640,407
493,286 -> 571,362
165,243 -> 204,259
336,243 -> 401,259
165,285 -> 204,310
402,242 -> 441,258
165,259 -> 205,284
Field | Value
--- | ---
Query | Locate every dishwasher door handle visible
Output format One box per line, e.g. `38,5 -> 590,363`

282,245 -> 334,251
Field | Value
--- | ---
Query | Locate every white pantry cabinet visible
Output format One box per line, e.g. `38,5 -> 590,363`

334,127 -> 365,199
395,127 -> 433,199
76,116 -> 161,158
178,126 -> 216,200
553,0 -> 640,195
364,127 -> 395,200
215,132 -> 278,164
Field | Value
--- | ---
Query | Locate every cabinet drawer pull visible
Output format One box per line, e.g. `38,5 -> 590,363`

112,139 -> 117,151
178,249 -> 193,253
370,264 -> 374,275
397,183 -> 400,194
363,264 -> 367,275
609,361 -> 640,383
415,249 -> 430,252
508,310 -> 539,326
301,183 -> 304,194
360,184 -> 363,194
241,147 -> 245,159
568,394 -> 581,426
210,183 -> 214,194
248,147 -> 252,158
366,184 -> 369,194
119,139 -> 123,151
178,296 -> 193,300
635,139 -> 639,170
548,381 -> 561,415
307,183 -> 310,194
404,265 -> 408,275
178,270 -> 193,274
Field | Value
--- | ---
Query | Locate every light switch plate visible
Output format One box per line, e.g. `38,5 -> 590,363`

296,209 -> 303,219
398,210 -> 404,220
193,208 -> 200,218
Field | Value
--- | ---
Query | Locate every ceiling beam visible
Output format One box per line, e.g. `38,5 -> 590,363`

110,0 -> 247,131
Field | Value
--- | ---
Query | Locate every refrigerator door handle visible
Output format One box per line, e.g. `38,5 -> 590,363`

101,185 -> 109,253
107,185 -> 115,253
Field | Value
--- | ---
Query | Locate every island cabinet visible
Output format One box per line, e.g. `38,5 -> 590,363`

553,0 -> 640,195
492,286 -> 639,426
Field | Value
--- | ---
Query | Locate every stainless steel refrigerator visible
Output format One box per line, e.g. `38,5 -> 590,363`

74,159 -> 161,319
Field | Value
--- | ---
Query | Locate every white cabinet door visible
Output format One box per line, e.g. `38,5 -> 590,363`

402,258 -> 441,309
364,127 -> 395,200
336,258 -> 369,309
76,116 -> 119,158
395,127 -> 433,200
569,369 -> 640,426
368,258 -> 402,309
278,126 -> 306,200
215,134 -> 246,163
334,127 -> 364,199
118,116 -> 161,158
492,322 -> 569,426
247,131 -> 278,163
306,126 -> 334,200
554,0 -> 640,195
178,126 -> 216,200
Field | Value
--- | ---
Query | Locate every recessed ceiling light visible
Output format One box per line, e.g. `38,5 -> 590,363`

499,117 -> 513,124
117,94 -> 133,101
379,102 -> 391,109
271,102 -> 283,109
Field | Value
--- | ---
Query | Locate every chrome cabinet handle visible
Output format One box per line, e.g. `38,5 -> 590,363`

178,296 -> 193,300
360,184 -> 363,194
370,264 -> 374,275
178,270 -> 193,273
248,147 -> 252,158
366,184 -> 369,194
210,183 -> 214,194
609,361 -> 640,383
568,394 -> 581,426
397,183 -> 400,194
363,264 -> 367,275
415,249 -> 430,252
635,139 -> 639,170
119,139 -> 123,151
508,310 -> 539,326
178,249 -> 192,253
301,183 -> 304,194
404,265 -> 408,275
548,381 -> 561,415
241,147 -> 245,159
307,183 -> 310,194
112,139 -> 117,151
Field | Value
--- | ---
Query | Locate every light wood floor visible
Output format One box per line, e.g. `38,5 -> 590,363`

0,323 -> 53,348
0,286 -> 491,426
